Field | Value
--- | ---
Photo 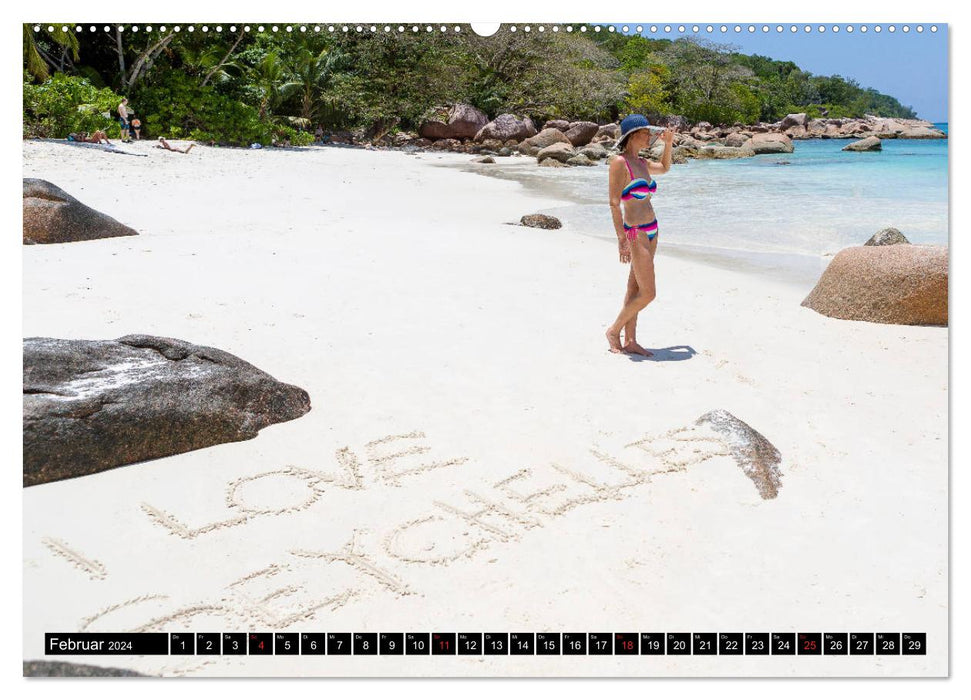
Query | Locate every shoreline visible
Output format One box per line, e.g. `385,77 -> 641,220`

448,156 -> 832,291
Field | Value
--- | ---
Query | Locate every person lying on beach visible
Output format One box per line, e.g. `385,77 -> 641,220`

67,131 -> 112,145
156,137 -> 195,154
605,114 -> 674,356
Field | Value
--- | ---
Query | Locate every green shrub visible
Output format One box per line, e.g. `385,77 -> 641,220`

291,131 -> 314,147
134,72 -> 270,146
23,72 -> 124,138
801,103 -> 855,120
269,124 -> 314,146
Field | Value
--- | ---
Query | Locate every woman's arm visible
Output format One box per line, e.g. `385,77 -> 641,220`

647,129 -> 675,175
609,157 -> 631,262
608,157 -> 628,238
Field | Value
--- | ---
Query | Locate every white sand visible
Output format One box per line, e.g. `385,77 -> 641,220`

22,140 -> 947,676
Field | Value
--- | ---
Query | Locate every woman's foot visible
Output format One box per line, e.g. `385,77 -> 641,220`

623,340 -> 653,357
606,328 -> 624,353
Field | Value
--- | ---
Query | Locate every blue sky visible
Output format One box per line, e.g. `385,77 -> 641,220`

618,24 -> 948,121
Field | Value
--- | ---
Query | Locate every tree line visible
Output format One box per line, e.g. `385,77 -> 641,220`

23,24 -> 918,145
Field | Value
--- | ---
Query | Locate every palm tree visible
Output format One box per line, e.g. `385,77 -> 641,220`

23,24 -> 79,81
280,47 -> 345,122
175,29 -> 247,87
250,52 -> 285,120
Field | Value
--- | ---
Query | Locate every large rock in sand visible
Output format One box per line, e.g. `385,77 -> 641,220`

779,112 -> 808,130
524,128 -> 571,150
23,335 -> 312,486
419,103 -> 489,140
475,114 -> 536,143
23,179 -> 138,245
593,123 -> 620,141
801,245 -> 948,325
520,214 -> 562,229
564,121 -> 599,147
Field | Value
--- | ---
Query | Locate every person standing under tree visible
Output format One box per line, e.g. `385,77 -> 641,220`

118,98 -> 131,143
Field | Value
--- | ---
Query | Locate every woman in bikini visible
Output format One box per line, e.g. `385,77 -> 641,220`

605,114 -> 674,356
67,131 -> 112,145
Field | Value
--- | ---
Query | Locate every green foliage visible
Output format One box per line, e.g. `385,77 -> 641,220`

624,65 -> 671,117
615,36 -> 671,73
280,47 -> 347,121
26,24 -> 920,143
134,71 -> 268,145
513,33 -> 626,122
269,124 -> 314,146
326,31 -> 467,128
23,24 -> 79,82
664,39 -> 759,124
733,53 -> 800,81
246,52 -> 286,120
455,30 -> 625,123
801,103 -> 854,119
23,72 -> 123,138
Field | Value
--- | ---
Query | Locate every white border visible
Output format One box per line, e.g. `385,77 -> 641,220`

6,1 -> 962,698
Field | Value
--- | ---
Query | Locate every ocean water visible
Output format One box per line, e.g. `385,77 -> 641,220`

463,130 -> 948,287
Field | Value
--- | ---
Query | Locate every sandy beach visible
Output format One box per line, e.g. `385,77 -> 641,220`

22,140 -> 947,676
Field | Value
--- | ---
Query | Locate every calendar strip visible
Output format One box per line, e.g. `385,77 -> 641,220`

45,632 -> 927,656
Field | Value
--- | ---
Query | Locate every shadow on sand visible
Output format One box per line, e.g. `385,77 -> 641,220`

35,138 -> 148,157
626,344 -> 697,363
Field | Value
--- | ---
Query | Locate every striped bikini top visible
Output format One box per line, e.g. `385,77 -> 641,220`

620,155 -> 657,200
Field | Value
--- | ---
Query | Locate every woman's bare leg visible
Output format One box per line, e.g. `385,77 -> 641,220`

606,234 -> 657,352
623,269 -> 655,354
623,236 -> 657,355
622,267 -> 638,345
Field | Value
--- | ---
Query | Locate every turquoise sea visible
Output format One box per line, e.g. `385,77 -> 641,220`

467,126 -> 948,287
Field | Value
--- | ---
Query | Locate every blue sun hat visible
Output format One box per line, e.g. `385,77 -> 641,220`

617,114 -> 661,150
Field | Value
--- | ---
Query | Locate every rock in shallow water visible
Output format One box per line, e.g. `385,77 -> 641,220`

843,136 -> 882,152
696,409 -> 783,500
864,227 -> 910,246
23,335 -> 311,487
579,143 -> 608,160
744,133 -> 794,154
566,154 -> 596,166
536,141 -> 576,164
23,178 -> 138,245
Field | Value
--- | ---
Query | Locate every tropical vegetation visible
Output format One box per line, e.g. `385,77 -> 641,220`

23,24 -> 918,145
